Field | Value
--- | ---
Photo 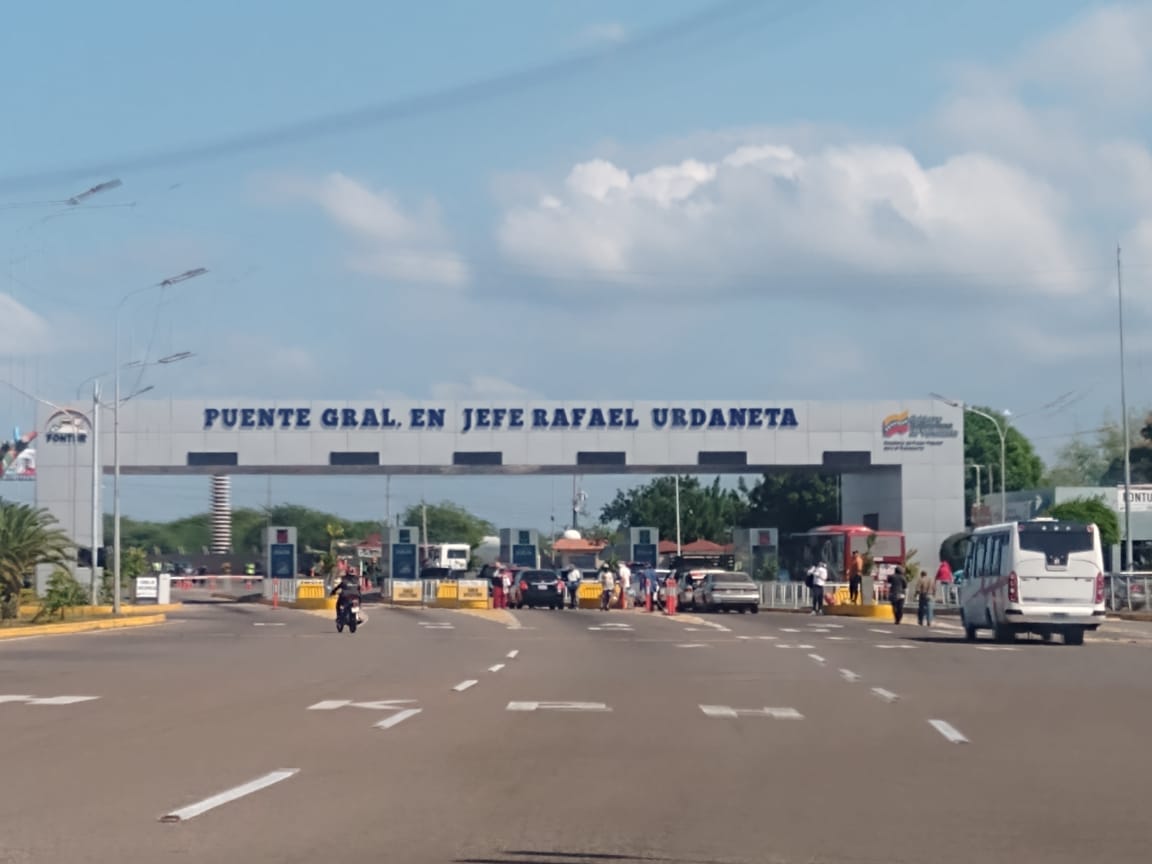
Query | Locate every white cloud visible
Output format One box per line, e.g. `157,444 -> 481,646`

497,144 -> 1082,299
498,3 -> 1152,312
0,292 -> 52,355
269,172 -> 468,288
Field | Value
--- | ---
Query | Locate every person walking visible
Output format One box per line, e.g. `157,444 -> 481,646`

916,568 -> 937,627
888,566 -> 908,625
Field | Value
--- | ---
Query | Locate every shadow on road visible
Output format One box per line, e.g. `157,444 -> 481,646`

455,853 -> 726,864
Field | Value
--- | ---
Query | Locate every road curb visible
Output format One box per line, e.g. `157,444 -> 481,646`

18,603 -> 182,618
0,613 -> 168,641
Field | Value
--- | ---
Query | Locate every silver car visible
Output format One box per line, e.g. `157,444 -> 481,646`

693,570 -> 760,614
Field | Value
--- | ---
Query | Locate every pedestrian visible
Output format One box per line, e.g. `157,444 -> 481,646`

617,561 -> 632,609
599,565 -> 614,611
849,549 -> 863,605
567,564 -> 582,609
888,566 -> 908,625
935,558 -> 955,606
916,568 -> 937,627
807,560 -> 828,615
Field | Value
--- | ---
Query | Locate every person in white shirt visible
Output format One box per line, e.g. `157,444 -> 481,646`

807,560 -> 829,615
566,565 -> 582,609
617,562 -> 632,609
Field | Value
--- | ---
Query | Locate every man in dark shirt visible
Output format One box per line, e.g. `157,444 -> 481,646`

888,566 -> 908,625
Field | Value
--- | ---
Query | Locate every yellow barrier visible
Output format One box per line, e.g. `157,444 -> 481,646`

292,596 -> 337,611
391,581 -> 422,605
826,601 -> 895,621
295,580 -> 326,600
578,582 -> 603,610
457,580 -> 489,609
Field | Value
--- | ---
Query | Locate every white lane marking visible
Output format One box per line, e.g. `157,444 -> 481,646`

307,700 -> 350,710
818,623 -> 844,629
160,769 -> 299,823
506,701 -> 611,712
808,653 -> 826,664
871,688 -> 900,703
826,636 -> 851,641
780,628 -> 801,633
253,622 -> 286,627
875,644 -> 914,649
807,628 -> 831,633
453,680 -> 478,692
0,695 -> 100,706
27,696 -> 101,705
929,719 -> 969,743
757,635 -> 778,640
420,623 -> 454,630
977,646 -> 1018,652
350,700 -> 416,710
488,663 -> 506,672
699,705 -> 803,719
374,708 -> 421,730
775,644 -> 792,648
506,650 -> 519,659
601,622 -> 632,629
684,627 -> 701,632
676,643 -> 709,648
870,628 -> 892,634
797,644 -> 814,649
839,669 -> 861,682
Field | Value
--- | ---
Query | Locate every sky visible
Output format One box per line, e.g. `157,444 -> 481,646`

2,0 -> 1152,535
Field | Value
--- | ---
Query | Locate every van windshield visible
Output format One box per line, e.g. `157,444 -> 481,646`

1019,526 -> 1093,566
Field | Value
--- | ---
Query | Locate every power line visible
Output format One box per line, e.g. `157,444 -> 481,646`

0,0 -> 814,194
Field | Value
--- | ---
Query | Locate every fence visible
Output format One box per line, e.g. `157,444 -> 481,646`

1105,572 -> 1151,612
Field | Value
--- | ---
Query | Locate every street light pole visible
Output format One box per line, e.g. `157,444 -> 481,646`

90,382 -> 101,604
931,393 -> 1008,522
674,475 -> 682,556
112,268 -> 207,614
1117,245 -> 1134,571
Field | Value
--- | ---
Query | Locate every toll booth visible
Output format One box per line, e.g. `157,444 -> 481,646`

499,529 -> 540,569
265,526 -> 298,580
629,527 -> 659,568
731,528 -> 779,580
382,526 -> 421,580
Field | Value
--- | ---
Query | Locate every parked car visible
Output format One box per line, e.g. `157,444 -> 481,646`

692,570 -> 760,613
509,569 -> 566,610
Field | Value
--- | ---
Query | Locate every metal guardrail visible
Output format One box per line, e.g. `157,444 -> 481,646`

1106,572 -> 1151,612
757,580 -> 960,610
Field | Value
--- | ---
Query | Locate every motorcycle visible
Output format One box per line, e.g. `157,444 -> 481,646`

336,596 -> 361,634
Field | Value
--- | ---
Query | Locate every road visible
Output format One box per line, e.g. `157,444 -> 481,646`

1,601 -> 1149,864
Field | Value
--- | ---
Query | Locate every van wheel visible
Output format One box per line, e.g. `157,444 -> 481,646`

1063,628 -> 1085,646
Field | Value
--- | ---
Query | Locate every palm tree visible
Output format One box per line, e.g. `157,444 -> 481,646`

0,501 -> 73,620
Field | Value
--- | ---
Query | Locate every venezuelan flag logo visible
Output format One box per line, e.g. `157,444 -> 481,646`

881,411 -> 910,438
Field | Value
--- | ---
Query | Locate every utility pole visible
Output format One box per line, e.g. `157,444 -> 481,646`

90,382 -> 101,604
1117,244 -> 1134,571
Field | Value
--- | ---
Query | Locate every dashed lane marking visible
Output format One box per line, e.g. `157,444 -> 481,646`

929,719 -> 969,743
452,680 -> 478,692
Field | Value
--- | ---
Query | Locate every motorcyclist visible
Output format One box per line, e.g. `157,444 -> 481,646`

330,570 -> 362,623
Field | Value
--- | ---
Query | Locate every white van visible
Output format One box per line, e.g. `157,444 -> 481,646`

958,518 -> 1106,646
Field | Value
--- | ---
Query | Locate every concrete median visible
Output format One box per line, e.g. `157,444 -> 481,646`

18,603 -> 182,618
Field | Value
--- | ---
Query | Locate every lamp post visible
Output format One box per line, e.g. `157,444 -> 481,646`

76,354 -> 193,605
932,394 -> 1009,522
1117,245 -> 1134,572
113,269 -> 207,613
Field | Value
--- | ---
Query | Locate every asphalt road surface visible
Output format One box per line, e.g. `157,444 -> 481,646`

1,601 -> 1149,864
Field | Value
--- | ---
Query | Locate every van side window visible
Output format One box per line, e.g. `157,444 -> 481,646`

988,534 -> 1002,577
975,535 -> 988,577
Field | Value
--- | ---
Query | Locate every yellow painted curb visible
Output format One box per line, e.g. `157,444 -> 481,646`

0,614 -> 168,640
18,603 -> 183,618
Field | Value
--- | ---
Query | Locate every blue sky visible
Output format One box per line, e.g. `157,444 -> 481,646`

3,1 -> 1152,533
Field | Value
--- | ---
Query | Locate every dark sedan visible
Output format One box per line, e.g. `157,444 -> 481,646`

510,569 -> 566,610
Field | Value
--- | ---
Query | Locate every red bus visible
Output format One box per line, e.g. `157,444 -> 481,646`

779,525 -> 906,582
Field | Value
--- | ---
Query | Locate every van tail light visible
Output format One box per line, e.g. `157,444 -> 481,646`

1007,571 -> 1019,604
519,580 -> 528,592
1095,571 -> 1105,605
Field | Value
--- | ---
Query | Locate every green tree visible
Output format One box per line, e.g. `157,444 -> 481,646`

740,472 -> 839,536
600,476 -> 746,544
1100,411 -> 1152,485
1044,496 -> 1121,547
1044,437 -> 1111,487
0,502 -> 73,620
400,501 -> 495,548
964,407 -> 1044,507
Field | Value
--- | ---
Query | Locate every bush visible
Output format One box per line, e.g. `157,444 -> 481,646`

35,569 -> 90,622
